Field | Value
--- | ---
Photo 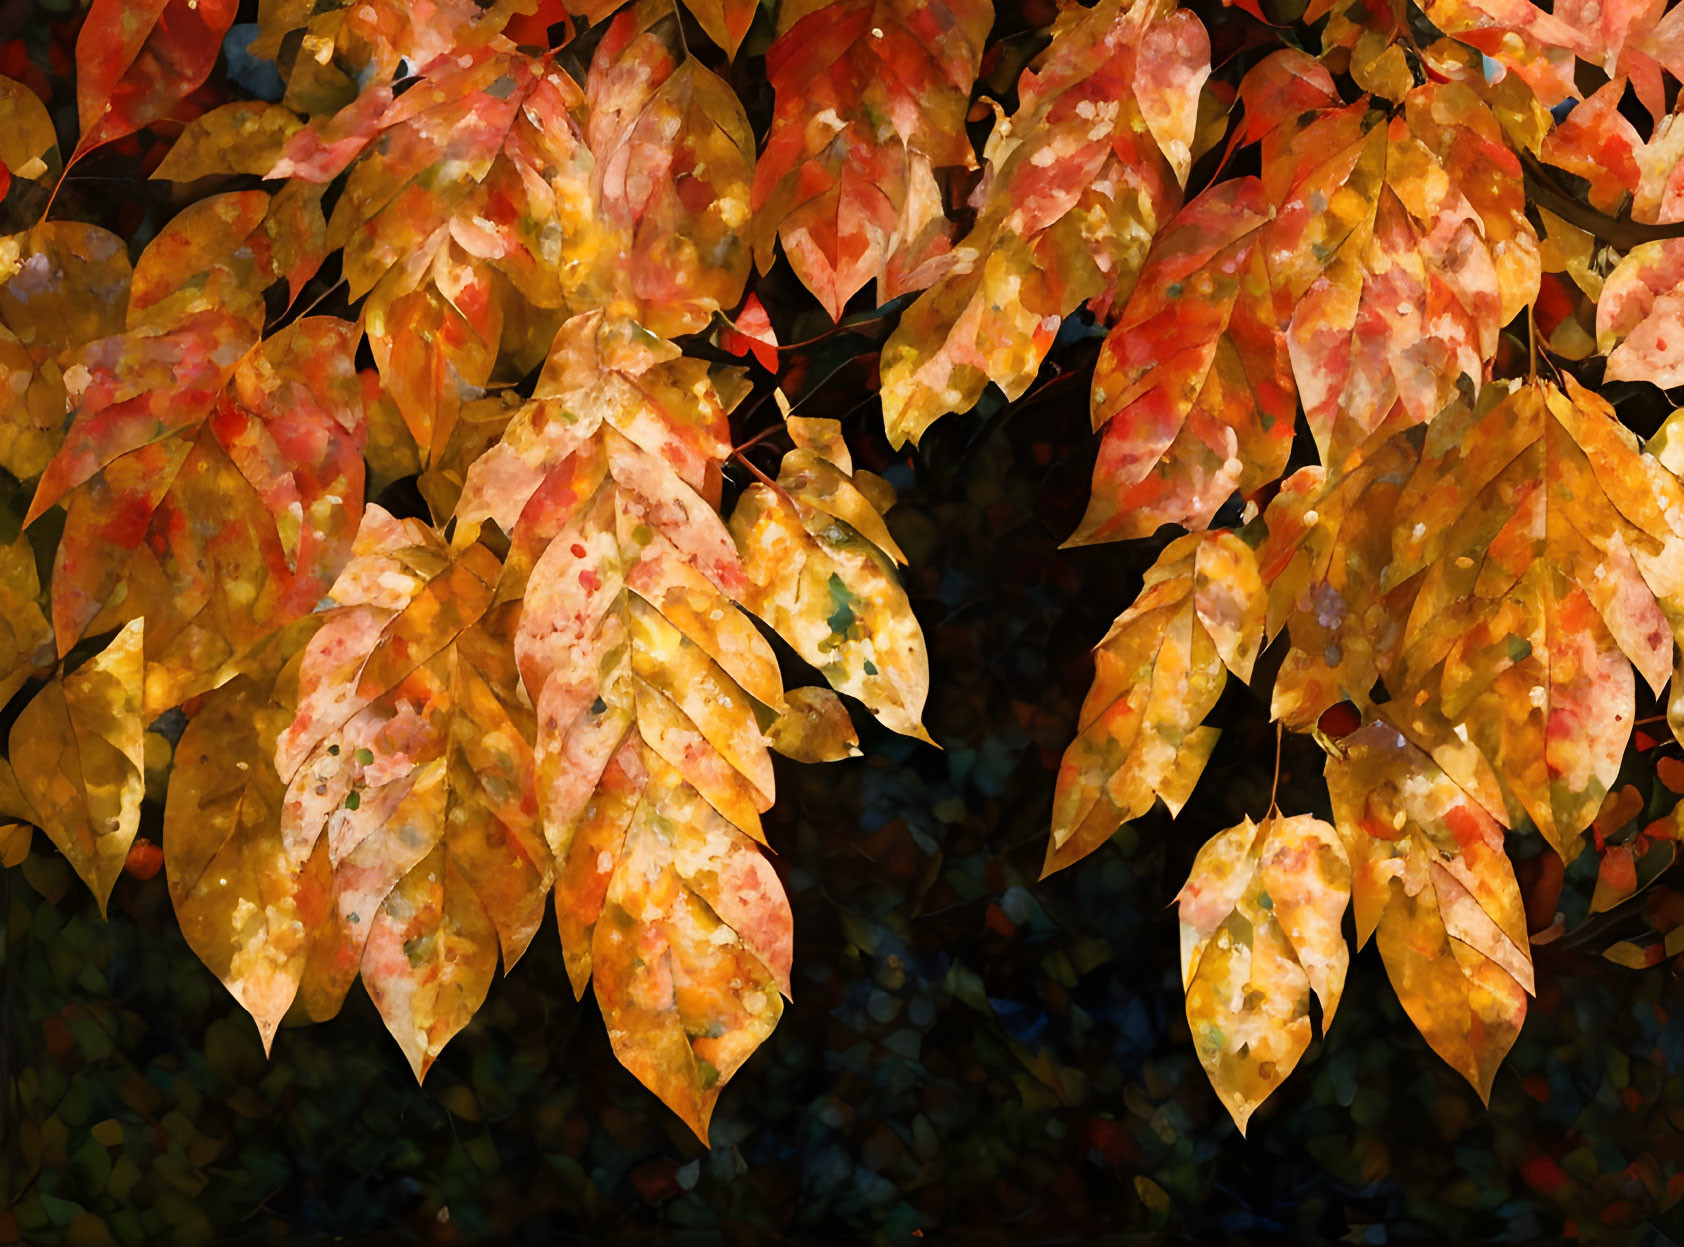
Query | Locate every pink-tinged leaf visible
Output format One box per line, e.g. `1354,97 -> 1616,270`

1256,418 -> 1421,730
1539,81 -> 1643,215
877,0 -> 1206,447
1424,0 -> 1684,118
1599,238 -> 1684,387
1260,81 -> 1537,468
586,0 -> 757,336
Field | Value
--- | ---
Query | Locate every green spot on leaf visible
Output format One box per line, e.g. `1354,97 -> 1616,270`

826,573 -> 858,637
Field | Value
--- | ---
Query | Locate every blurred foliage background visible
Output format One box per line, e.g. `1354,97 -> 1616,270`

6,0 -> 1684,1242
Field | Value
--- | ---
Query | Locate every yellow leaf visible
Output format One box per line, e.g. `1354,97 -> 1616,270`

152,101 -> 304,182
730,418 -> 930,741
1046,531 -> 1263,876
1179,812 -> 1350,1133
767,686 -> 862,763
165,664 -> 322,1054
11,619 -> 145,913
1326,715 -> 1533,1102
877,0 -> 1204,446
1385,378 -> 1684,858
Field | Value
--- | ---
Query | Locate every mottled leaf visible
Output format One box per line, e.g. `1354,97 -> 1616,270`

1179,812 -> 1349,1133
1072,177 -> 1294,544
877,0 -> 1206,446
10,619 -> 145,912
1046,531 -> 1263,875
752,0 -> 992,319
1326,717 -> 1533,1102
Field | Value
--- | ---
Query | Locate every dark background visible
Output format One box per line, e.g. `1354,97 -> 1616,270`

5,0 -> 1684,1242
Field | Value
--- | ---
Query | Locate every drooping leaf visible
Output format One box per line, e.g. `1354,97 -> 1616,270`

275,509 -> 552,1077
10,618 -> 145,913
1325,716 -> 1534,1102
454,313 -> 792,1137
730,415 -> 929,740
767,686 -> 862,763
752,0 -> 993,319
1179,812 -> 1350,1133
1385,378 -> 1684,858
33,315 -> 365,709
1256,72 -> 1538,467
877,0 -> 1208,447
585,0 -> 758,336
1256,416 -> 1420,730
73,0 -> 240,157
164,647 -> 329,1053
1071,176 -> 1295,544
680,0 -> 758,56
1045,530 -> 1263,876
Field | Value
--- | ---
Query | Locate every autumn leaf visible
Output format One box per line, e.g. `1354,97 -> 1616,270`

1179,812 -> 1349,1133
454,313 -> 792,1137
681,0 -> 759,56
1256,74 -> 1538,468
1326,716 -> 1533,1102
730,414 -> 929,741
73,0 -> 239,157
1256,415 -> 1420,730
274,509 -> 551,1076
153,101 -> 306,182
31,313 -> 365,710
164,648 -> 328,1053
767,686 -> 862,763
0,74 -> 62,206
752,0 -> 993,319
10,619 -> 145,913
0,221 -> 131,481
877,0 -> 1208,447
1424,0 -> 1684,119
251,0 -> 543,117
1385,378 -> 1684,858
1070,176 -> 1295,545
585,0 -> 757,336
1045,530 -> 1263,876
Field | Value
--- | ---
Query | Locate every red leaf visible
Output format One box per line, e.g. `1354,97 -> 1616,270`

74,0 -> 238,158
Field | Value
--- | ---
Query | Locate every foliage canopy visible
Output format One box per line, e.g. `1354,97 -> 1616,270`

5,0 -> 1684,1157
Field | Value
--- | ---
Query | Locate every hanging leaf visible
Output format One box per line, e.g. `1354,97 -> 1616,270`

752,0 -> 993,319
10,619 -> 145,913
1071,176 -> 1295,545
1325,716 -> 1533,1102
1385,378 -> 1684,859
1046,530 -> 1263,875
1179,812 -> 1350,1133
453,313 -> 793,1138
877,0 -> 1208,447
73,0 -> 240,157
730,415 -> 929,741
